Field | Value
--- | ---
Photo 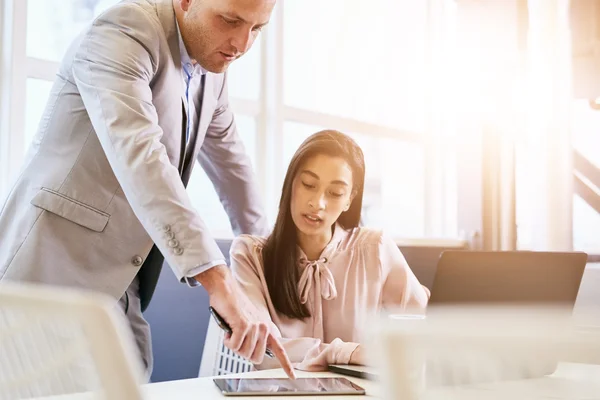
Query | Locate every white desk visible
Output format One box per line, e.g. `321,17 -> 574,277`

39,363 -> 600,400
421,363 -> 600,400
40,369 -> 377,400
141,369 -> 378,400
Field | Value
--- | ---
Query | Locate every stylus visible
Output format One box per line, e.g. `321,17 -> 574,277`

209,306 -> 275,358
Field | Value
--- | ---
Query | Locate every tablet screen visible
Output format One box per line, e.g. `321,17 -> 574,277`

213,377 -> 366,396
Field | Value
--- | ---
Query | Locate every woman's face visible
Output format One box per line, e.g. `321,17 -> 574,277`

290,154 -> 355,237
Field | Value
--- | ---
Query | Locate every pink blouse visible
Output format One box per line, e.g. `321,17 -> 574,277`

230,224 -> 429,371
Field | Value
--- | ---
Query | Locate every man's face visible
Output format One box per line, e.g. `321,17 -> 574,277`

176,0 -> 274,73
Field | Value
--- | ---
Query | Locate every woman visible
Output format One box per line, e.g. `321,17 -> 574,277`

230,130 -> 429,371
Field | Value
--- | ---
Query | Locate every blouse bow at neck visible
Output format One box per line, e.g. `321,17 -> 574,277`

297,257 -> 337,304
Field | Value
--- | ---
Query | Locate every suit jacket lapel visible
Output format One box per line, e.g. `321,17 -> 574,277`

194,75 -> 216,151
156,0 -> 189,172
180,75 -> 206,184
180,74 -> 216,183
179,101 -> 187,174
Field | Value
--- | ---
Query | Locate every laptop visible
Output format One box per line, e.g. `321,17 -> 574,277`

429,251 -> 588,306
329,252 -> 588,383
427,250 -> 588,380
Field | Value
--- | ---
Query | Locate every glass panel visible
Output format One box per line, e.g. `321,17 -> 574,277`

24,78 -> 54,152
227,38 -> 261,100
187,115 -> 257,238
572,99 -> 600,169
282,122 -> 324,167
364,137 -> 425,238
443,144 -> 458,238
27,0 -> 120,62
283,0 -> 428,132
515,135 -> 534,250
282,122 -> 426,238
573,194 -> 600,254
571,99 -> 600,254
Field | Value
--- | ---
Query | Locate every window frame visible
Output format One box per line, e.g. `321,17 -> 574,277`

0,0 -> 470,248
271,0 -> 464,242
0,0 -> 27,196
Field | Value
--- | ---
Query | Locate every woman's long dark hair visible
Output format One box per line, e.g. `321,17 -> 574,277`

262,130 -> 366,320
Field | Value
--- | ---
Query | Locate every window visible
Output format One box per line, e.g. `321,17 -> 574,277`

2,0 -> 466,243
572,100 -> 600,170
1,0 -> 122,195
227,39 -> 261,101
516,95 -> 600,255
26,0 -> 119,62
573,195 -> 600,254
282,122 -> 323,166
571,100 -> 600,255
283,0 -> 428,132
280,0 -> 458,239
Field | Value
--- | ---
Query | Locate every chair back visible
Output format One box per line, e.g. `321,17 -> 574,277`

0,282 -> 144,400
199,317 -> 254,377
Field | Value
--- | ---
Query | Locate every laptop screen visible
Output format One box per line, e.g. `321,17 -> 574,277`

429,251 -> 587,305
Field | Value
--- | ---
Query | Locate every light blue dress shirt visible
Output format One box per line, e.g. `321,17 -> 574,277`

176,23 -> 226,287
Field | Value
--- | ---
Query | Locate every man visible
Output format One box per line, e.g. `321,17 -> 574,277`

0,0 -> 294,379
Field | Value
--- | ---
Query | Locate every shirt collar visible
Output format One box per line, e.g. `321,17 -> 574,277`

296,223 -> 348,264
175,19 -> 207,76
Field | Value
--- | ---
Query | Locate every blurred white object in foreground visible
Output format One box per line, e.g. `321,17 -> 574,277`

0,282 -> 144,400
370,306 -> 600,400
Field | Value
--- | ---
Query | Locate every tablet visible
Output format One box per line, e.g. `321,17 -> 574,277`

213,377 -> 366,396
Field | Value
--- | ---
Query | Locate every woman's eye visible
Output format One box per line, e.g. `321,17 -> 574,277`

221,16 -> 237,25
330,192 -> 344,198
302,182 -> 315,189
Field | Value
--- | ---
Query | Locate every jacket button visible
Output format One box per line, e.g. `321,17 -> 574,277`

166,231 -> 175,239
174,247 -> 184,256
131,255 -> 143,266
163,225 -> 171,232
168,239 -> 179,248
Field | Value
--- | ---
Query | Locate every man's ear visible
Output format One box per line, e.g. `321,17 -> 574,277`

176,0 -> 193,12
